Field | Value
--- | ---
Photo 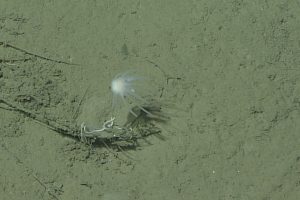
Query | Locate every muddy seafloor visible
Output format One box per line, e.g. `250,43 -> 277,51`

1,1 -> 300,200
